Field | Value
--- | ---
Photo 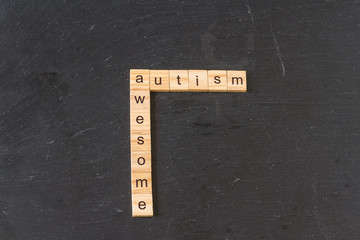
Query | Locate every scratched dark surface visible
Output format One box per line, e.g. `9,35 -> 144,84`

1,0 -> 360,239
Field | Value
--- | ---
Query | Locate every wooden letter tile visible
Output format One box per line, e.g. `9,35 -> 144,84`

130,90 -> 150,111
131,131 -> 151,152
208,70 -> 227,92
131,172 -> 152,194
189,70 -> 208,92
131,152 -> 151,172
227,70 -> 247,92
169,70 -> 189,92
130,69 -> 149,90
130,110 -> 150,133
150,70 -> 169,92
132,194 -> 153,217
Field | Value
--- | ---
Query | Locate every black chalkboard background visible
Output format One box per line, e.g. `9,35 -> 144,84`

1,0 -> 360,239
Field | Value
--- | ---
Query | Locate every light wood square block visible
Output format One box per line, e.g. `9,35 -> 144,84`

131,130 -> 151,152
131,172 -> 152,194
189,70 -> 209,92
189,70 -> 208,92
132,194 -> 153,217
227,70 -> 247,92
150,70 -> 169,92
131,152 -> 151,172
130,69 -> 149,90
169,70 -> 189,92
130,90 -> 150,111
130,110 -> 150,133
208,70 -> 227,92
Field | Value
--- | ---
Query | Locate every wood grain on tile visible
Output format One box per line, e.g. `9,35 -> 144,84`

131,172 -> 152,194
169,70 -> 189,92
132,194 -> 153,217
130,130 -> 151,152
208,70 -> 227,92
189,70 -> 208,92
130,90 -> 150,110
130,110 -> 150,133
130,69 -> 150,90
150,70 -> 170,92
131,152 -> 152,172
227,70 -> 247,92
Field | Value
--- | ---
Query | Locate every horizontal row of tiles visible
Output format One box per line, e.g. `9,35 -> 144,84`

130,69 -> 246,92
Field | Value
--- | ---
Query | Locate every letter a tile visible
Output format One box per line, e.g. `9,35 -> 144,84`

130,69 -> 150,90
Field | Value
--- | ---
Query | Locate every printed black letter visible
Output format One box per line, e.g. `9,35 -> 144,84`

232,77 -> 243,85
136,116 -> 144,124
134,96 -> 145,104
137,157 -> 145,165
154,77 -> 162,85
137,136 -> 144,145
138,201 -> 146,210
136,179 -> 148,188
177,75 -> 181,85
214,76 -> 221,84
136,75 -> 143,83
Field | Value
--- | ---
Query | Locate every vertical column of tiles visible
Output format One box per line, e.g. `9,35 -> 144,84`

227,70 -> 247,92
130,69 -> 153,217
131,172 -> 153,217
130,90 -> 151,152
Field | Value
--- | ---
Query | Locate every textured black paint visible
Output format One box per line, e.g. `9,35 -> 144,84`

1,0 -> 360,239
